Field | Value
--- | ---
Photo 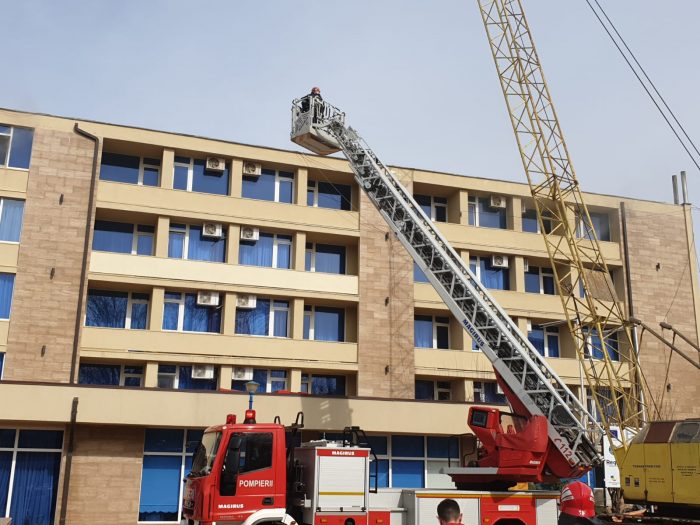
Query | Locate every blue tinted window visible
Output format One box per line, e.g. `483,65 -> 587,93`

86,290 -> 128,328
580,212 -> 611,242
100,152 -> 140,184
177,366 -> 217,391
183,293 -> 221,333
186,430 -> 203,453
131,301 -> 148,330
415,380 -> 434,400
543,273 -> 555,295
522,209 -> 538,233
278,172 -> 294,203
7,128 -> 34,169
478,198 -> 507,229
414,315 -> 432,348
0,273 -> 14,319
525,267 -> 540,293
242,170 -> 276,201
144,429 -> 183,453
143,165 -> 159,186
93,220 -> 133,253
392,435 -> 424,457
310,375 -> 345,396
0,199 -> 24,242
312,307 -> 344,342
192,159 -> 229,196
376,459 -> 389,488
174,164 -> 189,190
475,257 -> 509,290
239,233 -> 274,267
415,195 -> 431,218
10,450 -> 61,524
0,352 -> 4,378
392,460 -> 424,488
548,333 -> 560,358
413,263 -> 429,283
188,225 -> 226,262
0,429 -> 15,447
168,227 -> 185,258
427,436 -> 458,459
367,435 -> 387,455
315,244 -> 345,274
136,234 -> 153,256
78,364 -> 120,385
236,299 -> 270,336
162,303 -> 179,331
316,182 -> 351,210
272,303 -> 289,337
139,455 -> 181,521
17,430 -> 63,449
528,326 -> 545,356
276,241 -> 291,269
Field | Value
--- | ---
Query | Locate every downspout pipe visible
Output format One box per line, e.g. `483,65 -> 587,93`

58,397 -> 79,525
70,123 -> 100,384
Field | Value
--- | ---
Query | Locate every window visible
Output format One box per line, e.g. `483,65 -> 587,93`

235,299 -> 289,337
0,125 -> 34,169
93,221 -> 154,255
304,306 -> 345,342
156,365 -> 217,390
0,274 -> 14,320
414,315 -> 450,349
138,428 -> 202,522
78,363 -> 144,387
524,265 -> 555,295
305,243 -> 346,274
527,322 -> 560,358
232,432 -> 274,475
468,196 -> 507,229
168,223 -> 226,263
522,207 -> 553,234
0,429 -> 62,525
243,168 -> 294,203
473,381 -> 506,404
370,435 -> 457,489
415,380 -> 452,401
415,195 -> 447,222
86,290 -> 149,329
585,329 -> 619,361
173,156 -> 229,196
0,199 -> 24,243
232,369 -> 288,393
307,180 -> 352,210
162,292 -> 221,333
100,152 -> 160,186
470,256 -> 510,290
239,232 -> 291,269
0,353 -> 3,379
301,374 -> 346,396
578,211 -> 611,242
413,263 -> 429,283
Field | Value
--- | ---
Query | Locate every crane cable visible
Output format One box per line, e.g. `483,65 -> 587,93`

584,0 -> 700,173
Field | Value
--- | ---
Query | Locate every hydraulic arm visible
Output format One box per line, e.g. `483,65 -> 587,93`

291,97 -> 603,483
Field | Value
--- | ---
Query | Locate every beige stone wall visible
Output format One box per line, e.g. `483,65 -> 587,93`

4,128 -> 95,382
62,425 -> 143,525
357,168 -> 415,398
625,203 -> 700,419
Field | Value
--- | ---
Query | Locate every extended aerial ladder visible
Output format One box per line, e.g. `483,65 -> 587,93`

291,97 -> 603,486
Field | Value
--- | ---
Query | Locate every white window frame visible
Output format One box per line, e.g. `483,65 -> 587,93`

527,321 -> 560,358
169,223 -> 189,260
138,429 -> 196,523
131,224 -> 155,256
126,292 -> 149,330
243,369 -> 288,393
529,266 -> 555,295
522,207 -> 553,234
300,372 -> 346,395
138,157 -> 161,186
468,195 -> 479,226
0,428 -> 63,517
0,198 -> 22,245
121,364 -> 145,387
307,180 -> 319,207
0,352 -> 4,380
273,170 -> 294,203
469,255 -> 482,281
303,305 -> 346,342
418,379 -> 451,401
0,125 -> 30,171
269,300 -> 290,338
432,316 -> 450,349
163,292 -> 186,332
272,234 -> 292,269
419,195 -> 448,222
173,157 -> 195,191
306,243 -> 317,272
157,364 -> 180,389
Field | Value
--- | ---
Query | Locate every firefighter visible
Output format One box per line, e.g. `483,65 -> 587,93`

558,481 -> 605,525
300,87 -> 324,122
437,498 -> 463,525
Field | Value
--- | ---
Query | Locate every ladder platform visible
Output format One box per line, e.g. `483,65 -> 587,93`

291,97 -> 344,155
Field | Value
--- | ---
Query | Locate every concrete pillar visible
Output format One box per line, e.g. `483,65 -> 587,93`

228,225 -> 240,265
450,318 -> 465,351
231,159 -> 243,198
219,365 -> 233,390
290,369 -> 302,392
345,306 -> 358,343
516,317 -> 529,339
293,232 -> 306,271
454,378 -> 472,402
155,216 -> 170,258
291,298 -> 305,339
346,374 -> 358,396
150,287 -> 165,331
458,190 -> 470,226
223,292 -> 237,335
296,168 -> 308,206
511,196 -> 522,231
513,256 -> 526,293
460,249 -> 470,265
161,149 -> 174,189
144,362 -> 159,388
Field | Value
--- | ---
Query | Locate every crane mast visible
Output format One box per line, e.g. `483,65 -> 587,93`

291,97 -> 603,480
476,0 -> 650,451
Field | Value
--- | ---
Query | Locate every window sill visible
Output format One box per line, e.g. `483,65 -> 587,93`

0,166 -> 29,172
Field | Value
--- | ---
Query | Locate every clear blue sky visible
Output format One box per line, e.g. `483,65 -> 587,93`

4,1 -> 700,228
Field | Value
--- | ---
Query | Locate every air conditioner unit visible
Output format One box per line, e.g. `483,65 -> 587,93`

232,367 -> 254,381
202,222 -> 224,238
236,294 -> 257,309
491,254 -> 509,268
523,259 -> 529,272
240,226 -> 260,241
489,195 -> 506,209
192,365 -> 215,380
243,162 -> 262,177
205,157 -> 226,173
197,291 -> 220,307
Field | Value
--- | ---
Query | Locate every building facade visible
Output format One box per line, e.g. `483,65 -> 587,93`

0,107 -> 698,524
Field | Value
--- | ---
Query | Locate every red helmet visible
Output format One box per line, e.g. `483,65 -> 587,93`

311,86 -> 321,94
560,481 -> 595,518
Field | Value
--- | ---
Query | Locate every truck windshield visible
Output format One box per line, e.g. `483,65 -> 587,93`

190,431 -> 222,476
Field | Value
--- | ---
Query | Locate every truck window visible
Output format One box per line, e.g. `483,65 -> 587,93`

238,432 -> 273,474
191,431 -> 222,476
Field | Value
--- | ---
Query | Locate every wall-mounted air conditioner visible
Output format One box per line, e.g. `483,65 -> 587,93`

197,291 -> 220,307
491,254 -> 509,268
236,294 -> 257,309
202,222 -> 224,238
243,162 -> 262,177
489,195 -> 506,209
206,157 -> 226,173
240,226 -> 260,241
192,364 -> 215,380
232,367 -> 254,381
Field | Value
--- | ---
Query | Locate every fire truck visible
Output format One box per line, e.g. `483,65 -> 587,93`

180,95 -> 604,525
